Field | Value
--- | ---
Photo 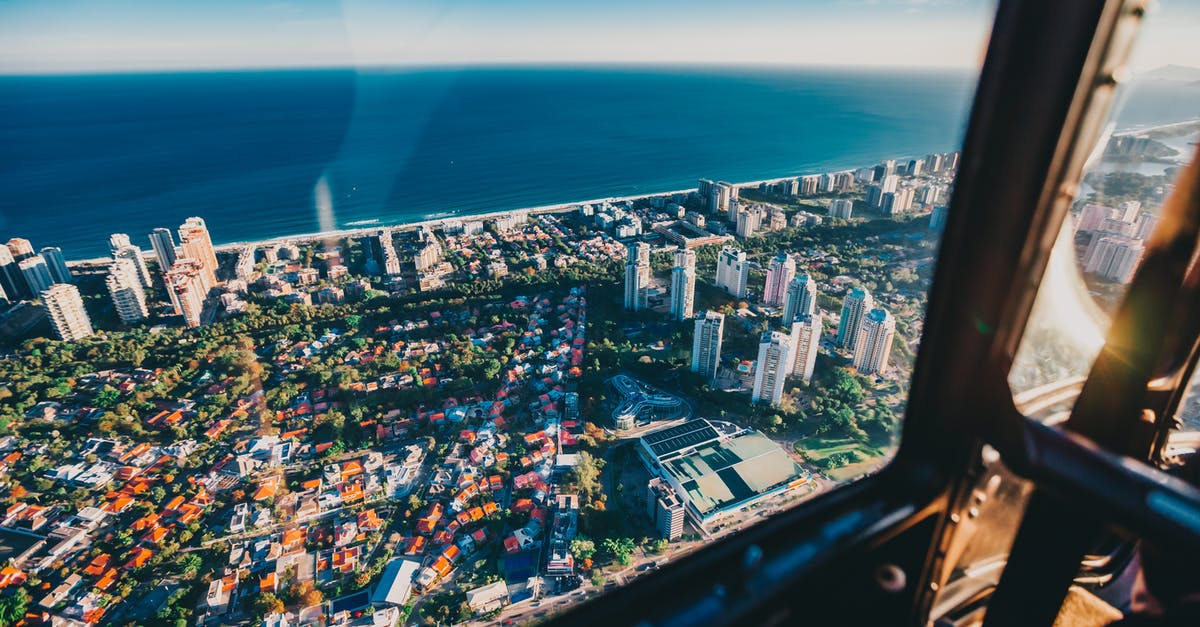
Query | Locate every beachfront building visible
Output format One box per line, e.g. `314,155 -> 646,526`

752,330 -> 793,406
40,247 -> 72,284
19,257 -> 55,295
783,274 -> 817,324
669,248 -> 696,320
715,246 -> 749,299
42,283 -> 93,342
179,217 -> 219,287
762,253 -> 796,307
148,227 -> 178,275
165,258 -> 207,328
691,311 -> 725,381
837,286 -> 874,351
6,238 -> 35,261
107,258 -> 149,324
624,241 -> 650,311
789,313 -> 823,382
110,234 -> 153,288
0,246 -> 26,300
853,307 -> 895,375
881,187 -> 916,217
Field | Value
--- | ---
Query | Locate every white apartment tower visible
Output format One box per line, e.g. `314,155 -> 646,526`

763,253 -> 796,306
790,313 -> 823,382
165,258 -> 207,328
691,311 -> 725,381
669,248 -> 696,320
783,273 -> 817,323
107,258 -> 149,324
19,257 -> 55,294
752,330 -> 794,406
148,228 -> 178,274
715,246 -> 749,299
853,307 -> 896,375
624,241 -> 650,311
110,234 -> 153,288
42,283 -> 93,342
837,286 -> 874,351
829,199 -> 854,219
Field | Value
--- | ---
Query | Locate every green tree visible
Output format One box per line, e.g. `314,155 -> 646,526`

569,537 -> 596,561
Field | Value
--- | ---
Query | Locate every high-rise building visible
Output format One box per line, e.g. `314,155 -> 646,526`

907,159 -> 924,177
149,228 -> 178,274
735,205 -> 761,238
698,179 -> 715,209
1117,200 -> 1142,223
799,175 -> 820,195
943,151 -> 961,171
818,173 -> 834,193
670,248 -> 696,320
881,187 -> 915,216
1083,235 -> 1145,283
790,312 -> 823,382
39,247 -> 72,284
112,242 -> 153,289
0,246 -> 28,300
108,233 -> 132,253
107,258 -> 149,324
715,246 -> 749,298
853,308 -> 895,375
178,217 -> 219,288
763,253 -> 796,306
19,257 -> 55,294
929,205 -> 949,230
42,283 -> 93,342
707,181 -> 737,218
165,259 -> 207,328
647,478 -> 685,541
924,153 -> 945,174
829,199 -> 854,219
691,311 -> 725,381
752,330 -> 794,406
837,286 -> 874,351
783,274 -> 817,323
6,238 -> 35,262
624,242 -> 650,311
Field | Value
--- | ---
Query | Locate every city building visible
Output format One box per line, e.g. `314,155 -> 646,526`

19,257 -> 55,294
110,237 -> 153,288
148,228 -> 178,274
414,234 -> 442,272
691,311 -> 725,381
924,152 -> 945,174
853,307 -> 895,375
106,259 -> 149,324
647,478 -> 685,541
670,248 -> 696,320
783,273 -> 817,323
763,253 -> 796,307
0,246 -> 28,300
624,241 -> 650,311
1083,235 -> 1145,283
829,199 -> 854,219
165,259 -> 207,328
637,420 -> 810,531
715,246 -> 749,298
178,217 -> 219,287
42,283 -> 93,342
6,238 -> 35,261
39,247 -> 72,284
881,187 -> 916,217
752,330 -> 794,406
930,205 -> 949,230
837,286 -> 874,351
735,205 -> 761,238
799,175 -> 820,195
790,313 -> 823,382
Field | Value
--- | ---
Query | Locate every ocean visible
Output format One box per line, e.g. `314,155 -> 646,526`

0,65 -> 1192,260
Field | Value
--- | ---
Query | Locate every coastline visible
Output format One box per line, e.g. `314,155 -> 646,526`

63,166 -> 901,266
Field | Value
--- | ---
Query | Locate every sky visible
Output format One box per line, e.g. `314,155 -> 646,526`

0,0 -> 1195,75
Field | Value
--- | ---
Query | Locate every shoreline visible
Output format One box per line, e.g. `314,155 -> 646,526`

62,168 -> 891,265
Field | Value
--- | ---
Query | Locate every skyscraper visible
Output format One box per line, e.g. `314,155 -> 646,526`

790,312 -> 823,382
107,258 -> 149,324
112,241 -> 153,289
164,259 -> 207,328
853,308 -> 895,375
6,238 -> 35,262
42,283 -> 93,342
624,241 -> 650,311
715,246 -> 749,299
735,205 -> 761,238
39,247 -> 72,284
149,228 -> 178,274
752,330 -> 794,406
783,273 -> 817,323
763,253 -> 796,306
691,311 -> 725,381
0,246 -> 28,300
829,199 -> 854,219
1083,235 -> 1145,284
19,257 -> 54,294
837,286 -> 874,351
669,248 -> 696,320
924,153 -> 945,174
179,217 -> 219,287
929,205 -> 949,231
881,187 -> 915,217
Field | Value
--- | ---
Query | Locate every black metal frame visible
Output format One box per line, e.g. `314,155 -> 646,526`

544,0 -> 1200,625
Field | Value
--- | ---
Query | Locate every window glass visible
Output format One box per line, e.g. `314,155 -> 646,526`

0,0 -> 996,623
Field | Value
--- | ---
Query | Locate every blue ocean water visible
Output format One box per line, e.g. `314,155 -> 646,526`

1,65 -> 1189,260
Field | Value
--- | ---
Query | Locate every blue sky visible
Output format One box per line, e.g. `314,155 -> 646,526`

0,0 -> 1194,74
